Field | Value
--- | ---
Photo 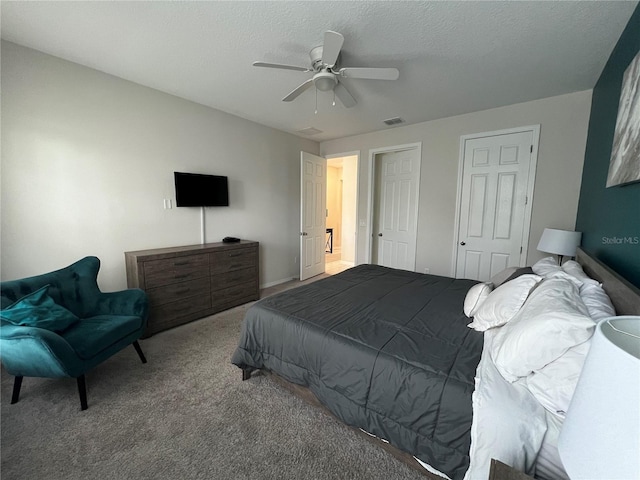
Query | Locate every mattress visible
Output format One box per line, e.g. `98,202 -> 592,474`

232,264 -> 483,480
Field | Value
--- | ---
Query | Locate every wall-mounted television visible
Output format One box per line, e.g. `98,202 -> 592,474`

174,172 -> 229,207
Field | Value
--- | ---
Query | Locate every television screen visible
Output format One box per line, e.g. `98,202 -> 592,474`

174,172 -> 229,207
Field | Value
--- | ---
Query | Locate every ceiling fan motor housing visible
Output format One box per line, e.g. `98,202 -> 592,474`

310,45 -> 325,70
310,45 -> 341,71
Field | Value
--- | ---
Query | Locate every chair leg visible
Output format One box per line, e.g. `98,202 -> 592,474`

77,375 -> 88,411
132,340 -> 147,364
11,376 -> 23,404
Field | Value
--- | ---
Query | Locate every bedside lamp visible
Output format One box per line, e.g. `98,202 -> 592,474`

537,228 -> 582,264
558,316 -> 640,480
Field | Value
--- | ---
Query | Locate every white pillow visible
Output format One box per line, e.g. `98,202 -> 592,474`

533,257 -> 582,287
464,282 -> 494,317
550,270 -> 584,288
556,260 -> 616,320
580,282 -> 616,321
562,260 -> 600,286
532,256 -> 561,277
467,275 -> 541,331
525,340 -> 591,418
491,277 -> 595,382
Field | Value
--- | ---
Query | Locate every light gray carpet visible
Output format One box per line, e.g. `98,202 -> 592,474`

1,282 -> 427,480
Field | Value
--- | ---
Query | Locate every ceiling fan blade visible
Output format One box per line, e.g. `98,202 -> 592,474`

338,67 -> 400,80
322,31 -> 344,68
334,82 -> 357,108
282,79 -> 314,102
253,61 -> 310,72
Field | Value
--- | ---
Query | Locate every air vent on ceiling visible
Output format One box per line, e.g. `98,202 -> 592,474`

297,127 -> 323,136
383,117 -> 405,126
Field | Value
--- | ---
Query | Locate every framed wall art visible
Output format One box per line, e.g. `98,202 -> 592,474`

606,49 -> 640,187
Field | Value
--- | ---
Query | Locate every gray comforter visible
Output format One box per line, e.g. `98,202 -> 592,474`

232,264 -> 482,479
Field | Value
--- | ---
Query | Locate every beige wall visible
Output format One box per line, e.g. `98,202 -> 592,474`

1,42 -> 319,290
320,90 -> 592,276
2,41 -> 592,287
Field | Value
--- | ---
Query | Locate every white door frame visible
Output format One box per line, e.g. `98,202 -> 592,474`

451,125 -> 540,277
367,142 -> 422,265
325,150 -> 360,264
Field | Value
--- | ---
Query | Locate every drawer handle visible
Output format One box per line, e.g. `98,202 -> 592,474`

228,252 -> 243,257
174,274 -> 190,279
174,289 -> 190,295
174,261 -> 190,266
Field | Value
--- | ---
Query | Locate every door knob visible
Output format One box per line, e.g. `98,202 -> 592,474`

300,232 -> 308,236
460,241 -> 466,245
378,233 -> 383,237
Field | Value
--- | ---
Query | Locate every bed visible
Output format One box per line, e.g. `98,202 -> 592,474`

231,247 -> 640,479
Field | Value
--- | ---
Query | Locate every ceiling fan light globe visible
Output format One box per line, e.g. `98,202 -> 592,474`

316,78 -> 335,92
313,72 -> 337,92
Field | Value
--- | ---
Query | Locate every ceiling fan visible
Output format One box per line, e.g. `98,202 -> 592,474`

253,30 -> 399,108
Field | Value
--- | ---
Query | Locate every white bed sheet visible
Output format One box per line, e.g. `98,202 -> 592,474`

535,412 -> 570,480
464,329 -> 549,479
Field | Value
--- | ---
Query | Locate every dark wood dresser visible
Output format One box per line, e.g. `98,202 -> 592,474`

125,241 -> 259,336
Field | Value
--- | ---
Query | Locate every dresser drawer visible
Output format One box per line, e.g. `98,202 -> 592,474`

211,282 -> 257,309
144,253 -> 209,288
210,267 -> 256,290
149,294 -> 211,326
210,248 -> 257,275
146,277 -> 211,306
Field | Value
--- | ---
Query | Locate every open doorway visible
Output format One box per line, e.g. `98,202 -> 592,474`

326,153 -> 358,274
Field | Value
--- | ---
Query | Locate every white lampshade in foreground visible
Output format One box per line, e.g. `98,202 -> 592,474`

537,228 -> 582,257
558,316 -> 640,479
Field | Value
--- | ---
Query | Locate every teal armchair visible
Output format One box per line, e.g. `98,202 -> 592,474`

0,257 -> 148,410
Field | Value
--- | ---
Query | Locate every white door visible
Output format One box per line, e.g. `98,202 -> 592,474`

300,151 -> 327,281
372,148 -> 421,271
455,128 -> 537,281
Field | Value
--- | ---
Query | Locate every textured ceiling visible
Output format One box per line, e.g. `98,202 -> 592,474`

1,1 -> 637,141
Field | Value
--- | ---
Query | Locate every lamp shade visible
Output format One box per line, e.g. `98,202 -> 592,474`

558,316 -> 640,479
537,228 -> 582,257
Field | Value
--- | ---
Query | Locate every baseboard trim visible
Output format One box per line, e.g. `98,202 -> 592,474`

260,277 -> 297,289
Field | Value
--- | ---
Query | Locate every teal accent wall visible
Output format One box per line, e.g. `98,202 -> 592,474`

576,5 -> 640,288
